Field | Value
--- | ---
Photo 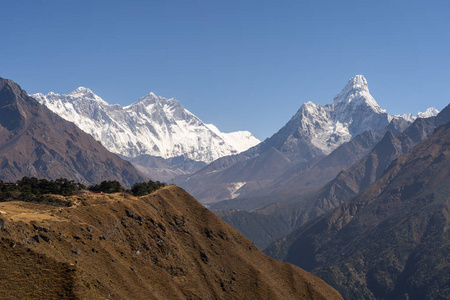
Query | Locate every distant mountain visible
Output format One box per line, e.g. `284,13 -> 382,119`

180,75 -> 437,205
397,107 -> 440,122
312,104 -> 450,214
33,89 -> 260,166
0,186 -> 342,299
265,121 -> 450,299
216,105 -> 450,249
0,77 -> 147,187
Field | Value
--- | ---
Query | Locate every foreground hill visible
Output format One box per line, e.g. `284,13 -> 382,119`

0,77 -> 147,187
0,186 -> 341,299
266,121 -> 450,299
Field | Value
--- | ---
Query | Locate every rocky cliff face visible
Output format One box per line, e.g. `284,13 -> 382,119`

0,186 -> 342,299
0,77 -> 147,187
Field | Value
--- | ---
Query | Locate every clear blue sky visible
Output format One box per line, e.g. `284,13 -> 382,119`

1,0 -> 449,140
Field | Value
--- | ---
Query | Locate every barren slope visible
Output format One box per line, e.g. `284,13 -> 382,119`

0,186 -> 341,299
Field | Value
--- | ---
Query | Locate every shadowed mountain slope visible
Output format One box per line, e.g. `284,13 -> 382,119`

216,106 -> 449,249
0,77 -> 147,187
265,121 -> 450,299
0,186 -> 342,299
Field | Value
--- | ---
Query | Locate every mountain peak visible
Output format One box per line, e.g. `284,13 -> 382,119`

135,92 -> 160,103
333,75 -> 384,114
333,75 -> 369,103
418,107 -> 439,118
133,92 -> 181,109
71,86 -> 93,94
67,87 -> 108,105
348,75 -> 368,91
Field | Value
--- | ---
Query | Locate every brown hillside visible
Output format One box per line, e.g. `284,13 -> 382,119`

0,186 -> 341,299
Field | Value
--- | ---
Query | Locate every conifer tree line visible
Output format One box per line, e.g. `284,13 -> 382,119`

0,177 -> 167,206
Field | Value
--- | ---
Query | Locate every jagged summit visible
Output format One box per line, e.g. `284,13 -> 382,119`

397,107 -> 440,122
67,86 -> 109,105
130,91 -> 181,109
71,86 -> 93,94
333,75 -> 384,114
275,75 -> 392,156
333,75 -> 369,103
135,91 -> 159,102
418,107 -> 439,118
343,75 -> 368,92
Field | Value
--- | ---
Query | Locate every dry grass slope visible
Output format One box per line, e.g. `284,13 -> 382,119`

0,186 -> 341,299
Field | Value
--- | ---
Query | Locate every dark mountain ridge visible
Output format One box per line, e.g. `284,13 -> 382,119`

265,121 -> 450,299
0,77 -> 147,187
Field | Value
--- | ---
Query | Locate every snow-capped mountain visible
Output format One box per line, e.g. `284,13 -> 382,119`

179,75 -> 439,205
273,75 -> 438,156
32,89 -> 260,163
397,107 -> 440,122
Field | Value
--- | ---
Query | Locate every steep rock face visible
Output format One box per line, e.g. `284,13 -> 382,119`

0,186 -> 342,299
33,89 -> 260,164
0,77 -> 147,187
265,122 -> 450,299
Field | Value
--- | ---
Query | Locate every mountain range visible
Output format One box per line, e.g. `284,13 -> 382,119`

219,104 -> 450,249
178,75 -> 438,206
0,77 -> 147,187
265,119 -> 450,299
33,88 -> 260,180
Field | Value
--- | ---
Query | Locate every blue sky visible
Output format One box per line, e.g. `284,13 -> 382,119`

1,0 -> 449,140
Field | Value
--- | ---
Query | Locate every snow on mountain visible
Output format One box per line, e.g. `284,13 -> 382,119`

279,75 -> 394,156
205,124 -> 259,153
333,75 -> 385,114
33,89 -> 260,163
418,107 -> 440,118
396,107 -> 440,122
179,75 -> 416,205
280,75 -> 441,156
